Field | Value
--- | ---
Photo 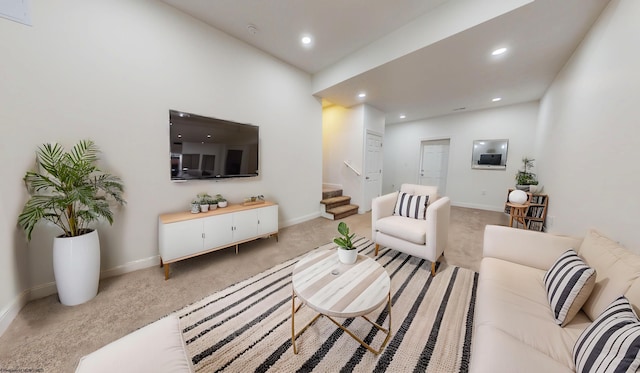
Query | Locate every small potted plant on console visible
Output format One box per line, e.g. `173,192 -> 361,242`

216,194 -> 228,208
197,193 -> 212,212
334,222 -> 357,264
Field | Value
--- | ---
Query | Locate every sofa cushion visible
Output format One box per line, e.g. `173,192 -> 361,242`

578,229 -> 640,320
573,296 -> 640,373
393,192 -> 429,220
544,250 -> 596,326
474,258 -> 591,371
75,315 -> 193,373
375,215 -> 426,245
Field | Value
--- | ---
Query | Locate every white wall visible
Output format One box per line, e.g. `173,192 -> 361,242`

322,104 -> 364,204
322,104 -> 385,211
0,0 -> 321,331
535,0 -> 640,250
383,102 -> 539,210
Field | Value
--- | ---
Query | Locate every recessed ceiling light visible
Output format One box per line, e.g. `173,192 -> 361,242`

358,92 -> 366,98
492,97 -> 502,102
492,47 -> 507,56
399,114 -> 406,119
301,36 -> 312,45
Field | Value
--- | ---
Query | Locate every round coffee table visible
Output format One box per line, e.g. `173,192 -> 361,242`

291,248 -> 391,355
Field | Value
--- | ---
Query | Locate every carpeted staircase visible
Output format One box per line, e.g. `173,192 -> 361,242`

320,187 -> 359,220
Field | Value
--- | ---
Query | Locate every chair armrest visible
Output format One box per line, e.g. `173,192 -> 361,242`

483,225 -> 583,271
372,191 -> 398,239
426,197 -> 450,258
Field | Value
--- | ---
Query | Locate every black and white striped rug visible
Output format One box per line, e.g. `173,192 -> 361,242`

177,237 -> 478,372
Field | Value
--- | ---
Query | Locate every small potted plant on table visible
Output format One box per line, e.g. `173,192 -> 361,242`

334,222 -> 357,264
515,157 -> 539,192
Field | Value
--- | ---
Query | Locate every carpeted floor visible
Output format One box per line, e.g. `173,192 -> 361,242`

0,206 -> 507,372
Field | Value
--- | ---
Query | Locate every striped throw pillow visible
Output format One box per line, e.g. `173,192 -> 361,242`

573,296 -> 640,373
543,249 -> 596,326
393,192 -> 429,220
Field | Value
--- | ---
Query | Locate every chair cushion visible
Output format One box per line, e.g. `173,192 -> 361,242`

544,250 -> 596,326
573,296 -> 640,373
393,192 -> 429,220
375,215 -> 426,245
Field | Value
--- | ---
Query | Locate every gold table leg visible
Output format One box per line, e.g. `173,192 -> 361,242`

291,291 -> 392,355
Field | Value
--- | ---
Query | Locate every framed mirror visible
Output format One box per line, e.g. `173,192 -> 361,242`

471,139 -> 508,169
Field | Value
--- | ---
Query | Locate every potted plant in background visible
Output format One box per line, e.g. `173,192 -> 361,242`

18,140 -> 125,306
515,157 -> 539,192
197,192 -> 213,212
334,222 -> 357,264
216,194 -> 227,208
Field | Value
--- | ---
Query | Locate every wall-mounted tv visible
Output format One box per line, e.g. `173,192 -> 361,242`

169,110 -> 259,180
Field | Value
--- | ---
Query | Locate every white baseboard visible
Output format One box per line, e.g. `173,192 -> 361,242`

100,255 -> 160,279
281,211 -> 321,228
452,201 -> 505,212
0,290 -> 29,337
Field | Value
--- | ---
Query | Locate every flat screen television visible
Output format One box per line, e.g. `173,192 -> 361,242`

169,110 -> 259,180
478,153 -> 502,165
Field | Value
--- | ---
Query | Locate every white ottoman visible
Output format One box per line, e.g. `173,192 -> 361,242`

75,315 -> 193,373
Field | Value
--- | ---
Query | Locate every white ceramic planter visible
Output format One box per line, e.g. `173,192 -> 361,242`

53,229 -> 100,306
338,248 -> 357,264
218,201 -> 227,208
200,204 -> 209,212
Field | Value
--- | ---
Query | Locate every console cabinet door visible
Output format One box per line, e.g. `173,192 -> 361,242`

159,219 -> 203,261
257,205 -> 278,235
203,213 -> 234,250
232,209 -> 259,242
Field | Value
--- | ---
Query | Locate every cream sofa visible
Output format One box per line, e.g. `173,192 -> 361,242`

471,225 -> 640,372
75,315 -> 193,373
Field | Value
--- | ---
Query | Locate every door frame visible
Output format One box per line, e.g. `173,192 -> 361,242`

418,137 -> 451,193
362,129 -> 384,212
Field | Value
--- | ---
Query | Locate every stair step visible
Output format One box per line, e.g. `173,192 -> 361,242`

327,204 -> 359,220
322,188 -> 343,200
320,195 -> 351,210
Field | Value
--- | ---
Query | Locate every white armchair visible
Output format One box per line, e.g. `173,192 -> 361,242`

371,184 -> 451,276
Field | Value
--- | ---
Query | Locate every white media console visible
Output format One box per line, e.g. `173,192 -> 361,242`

158,201 -> 278,279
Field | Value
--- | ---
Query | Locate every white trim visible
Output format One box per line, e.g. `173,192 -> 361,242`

29,281 -> 57,301
100,256 -> 160,279
451,201 -> 505,212
0,290 -> 29,337
281,211 -> 321,228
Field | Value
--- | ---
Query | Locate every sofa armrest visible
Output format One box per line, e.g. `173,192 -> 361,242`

372,191 -> 398,239
483,225 -> 583,271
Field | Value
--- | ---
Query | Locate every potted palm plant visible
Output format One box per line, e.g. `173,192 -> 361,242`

18,140 -> 125,306
334,222 -> 357,264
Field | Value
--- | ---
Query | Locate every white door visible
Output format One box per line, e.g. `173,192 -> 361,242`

364,132 -> 383,211
419,139 -> 450,195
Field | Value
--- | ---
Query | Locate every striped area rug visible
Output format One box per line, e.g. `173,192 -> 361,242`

177,237 -> 479,372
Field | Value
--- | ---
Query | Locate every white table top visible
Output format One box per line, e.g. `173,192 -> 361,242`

292,249 -> 390,318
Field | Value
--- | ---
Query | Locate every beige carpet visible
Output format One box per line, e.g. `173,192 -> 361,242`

0,207 -> 507,372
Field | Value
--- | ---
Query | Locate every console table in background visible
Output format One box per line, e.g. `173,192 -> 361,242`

158,201 -> 278,279
504,190 -> 549,231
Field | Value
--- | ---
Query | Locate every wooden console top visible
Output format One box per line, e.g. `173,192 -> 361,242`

159,201 -> 276,224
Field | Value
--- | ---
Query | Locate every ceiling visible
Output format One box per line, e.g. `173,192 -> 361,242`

160,0 -> 609,124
